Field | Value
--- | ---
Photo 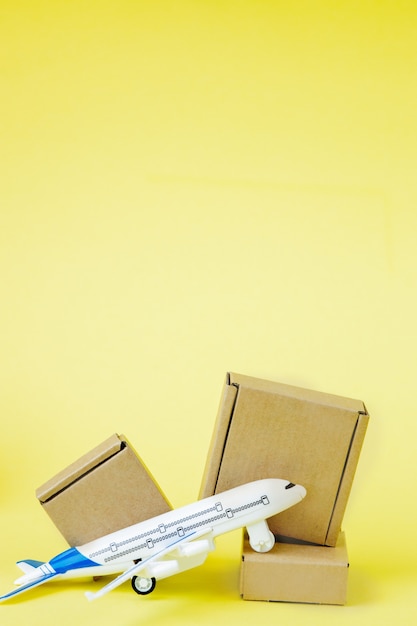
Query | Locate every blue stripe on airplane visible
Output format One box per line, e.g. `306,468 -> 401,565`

49,548 -> 99,574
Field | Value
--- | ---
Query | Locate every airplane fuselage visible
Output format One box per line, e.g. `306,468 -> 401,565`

3,478 -> 306,601
46,478 -> 305,579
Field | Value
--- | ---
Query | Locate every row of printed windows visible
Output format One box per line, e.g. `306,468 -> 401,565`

97,497 -> 267,559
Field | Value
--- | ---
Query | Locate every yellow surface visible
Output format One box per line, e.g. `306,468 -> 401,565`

1,0 -> 416,623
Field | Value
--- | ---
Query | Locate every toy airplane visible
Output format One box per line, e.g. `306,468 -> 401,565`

0,478 -> 306,603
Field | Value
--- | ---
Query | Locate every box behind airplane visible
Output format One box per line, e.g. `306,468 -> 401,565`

36,433 -> 172,546
200,372 -> 369,547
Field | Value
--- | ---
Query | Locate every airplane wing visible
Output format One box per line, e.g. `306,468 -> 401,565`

85,528 -> 213,602
0,571 -> 59,603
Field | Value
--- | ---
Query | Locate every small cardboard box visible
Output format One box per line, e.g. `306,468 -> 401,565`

36,433 -> 172,546
200,372 -> 369,546
240,531 -> 349,604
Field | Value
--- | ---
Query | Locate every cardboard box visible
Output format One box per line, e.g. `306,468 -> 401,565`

240,531 -> 349,605
36,433 -> 172,546
200,372 -> 369,546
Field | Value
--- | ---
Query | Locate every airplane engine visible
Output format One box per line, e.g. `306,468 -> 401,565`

177,538 -> 215,558
148,559 -> 180,579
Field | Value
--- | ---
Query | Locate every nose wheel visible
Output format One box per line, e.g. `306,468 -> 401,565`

131,576 -> 156,595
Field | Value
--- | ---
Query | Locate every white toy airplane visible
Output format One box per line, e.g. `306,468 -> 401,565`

0,478 -> 306,603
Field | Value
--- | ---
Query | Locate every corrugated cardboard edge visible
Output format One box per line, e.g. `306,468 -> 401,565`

199,373 -> 238,499
326,411 -> 369,545
120,432 -> 172,510
229,372 -> 365,413
36,433 -> 125,503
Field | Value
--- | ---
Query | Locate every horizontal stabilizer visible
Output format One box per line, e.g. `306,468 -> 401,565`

16,559 -> 45,574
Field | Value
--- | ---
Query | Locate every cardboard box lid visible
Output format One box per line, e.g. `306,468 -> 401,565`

36,434 -> 130,503
228,372 -> 366,412
200,373 -> 369,546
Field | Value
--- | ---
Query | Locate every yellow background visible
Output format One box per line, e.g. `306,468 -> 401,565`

1,0 -> 416,623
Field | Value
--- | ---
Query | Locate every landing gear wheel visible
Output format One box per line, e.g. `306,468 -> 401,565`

131,576 -> 156,595
249,529 -> 275,553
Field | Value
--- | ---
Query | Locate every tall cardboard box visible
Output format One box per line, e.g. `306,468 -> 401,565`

36,433 -> 172,546
200,372 -> 369,546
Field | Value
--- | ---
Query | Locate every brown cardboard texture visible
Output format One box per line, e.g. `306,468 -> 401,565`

200,372 -> 369,546
240,531 -> 349,604
36,433 -> 172,546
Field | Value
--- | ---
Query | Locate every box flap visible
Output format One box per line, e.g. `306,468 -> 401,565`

36,433 -> 123,503
199,375 -> 238,498
326,412 -> 369,544
229,372 -> 366,414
